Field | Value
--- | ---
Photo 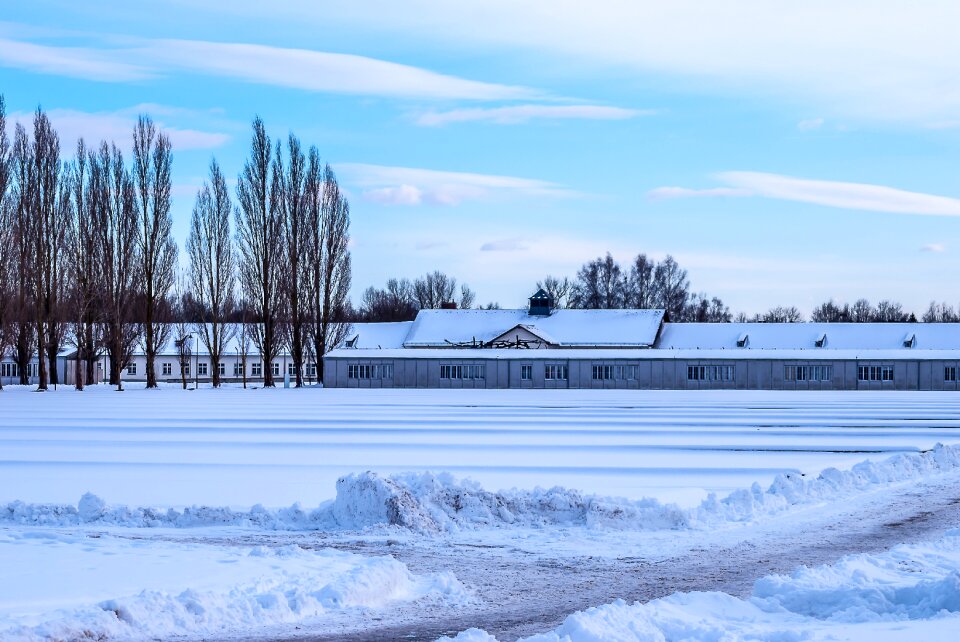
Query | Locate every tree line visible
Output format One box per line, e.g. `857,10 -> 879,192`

0,96 -> 351,391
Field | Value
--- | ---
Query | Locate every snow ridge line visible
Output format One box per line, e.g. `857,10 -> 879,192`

2,443 -> 959,532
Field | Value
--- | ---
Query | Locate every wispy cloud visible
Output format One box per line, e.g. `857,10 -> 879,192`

338,163 -> 577,206
921,243 -> 946,252
480,239 -> 530,252
649,172 -> 960,216
0,28 -> 538,101
7,106 -> 230,152
0,36 -> 148,82
416,104 -> 648,126
797,118 -> 824,131
648,186 -> 752,200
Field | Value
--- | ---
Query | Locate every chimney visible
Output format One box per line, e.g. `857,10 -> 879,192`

440,301 -> 458,310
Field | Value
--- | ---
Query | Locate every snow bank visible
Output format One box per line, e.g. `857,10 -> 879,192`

4,443 -> 960,533
0,532 -> 467,642
439,529 -> 960,642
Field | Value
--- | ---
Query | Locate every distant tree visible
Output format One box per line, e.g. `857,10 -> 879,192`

536,275 -> 571,309
682,294 -> 731,322
873,300 -> 910,322
850,298 -> 873,323
360,278 -> 418,321
0,95 -> 10,389
10,123 -> 34,385
625,254 -> 656,309
413,270 -> 474,309
133,115 -> 176,389
757,306 -> 804,323
810,300 -> 851,322
172,274 -> 193,390
651,255 -> 689,319
480,301 -> 501,310
188,159 -> 236,388
733,312 -> 750,323
236,117 -> 284,387
921,301 -> 959,323
570,253 -> 626,309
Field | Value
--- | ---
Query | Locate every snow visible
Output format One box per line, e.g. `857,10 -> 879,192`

0,529 -> 466,642
402,308 -> 665,347
657,321 -> 960,351
342,321 -> 414,349
439,529 -> 960,641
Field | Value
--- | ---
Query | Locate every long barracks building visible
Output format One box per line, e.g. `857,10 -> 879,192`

323,290 -> 960,391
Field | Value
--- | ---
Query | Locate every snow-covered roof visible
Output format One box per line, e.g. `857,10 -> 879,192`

340,322 -> 413,349
656,323 -> 960,351
402,309 -> 666,348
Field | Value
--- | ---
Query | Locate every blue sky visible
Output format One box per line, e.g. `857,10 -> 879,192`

3,1 -> 960,315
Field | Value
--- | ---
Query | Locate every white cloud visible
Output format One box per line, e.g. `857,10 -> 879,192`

717,172 -> 960,216
921,243 -> 946,252
480,239 -> 530,252
650,172 -> 960,217
308,1 -> 960,124
7,107 -> 230,152
416,104 -> 648,126
797,118 -> 824,131
647,186 -> 752,200
339,163 -> 577,206
0,37 -> 147,81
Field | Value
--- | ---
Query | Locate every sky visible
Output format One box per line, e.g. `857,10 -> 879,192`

2,1 -> 960,316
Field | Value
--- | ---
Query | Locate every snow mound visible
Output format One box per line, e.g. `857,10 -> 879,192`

0,538 -> 468,642
440,529 -> 960,641
3,443 -> 960,534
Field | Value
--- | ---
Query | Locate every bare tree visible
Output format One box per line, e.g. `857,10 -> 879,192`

94,141 -> 141,390
360,278 -> 418,321
873,300 -> 909,322
626,254 -> 656,309
570,253 -> 626,309
307,160 -> 352,381
10,124 -> 34,385
133,116 -> 176,388
280,135 -> 310,387
652,255 -> 689,319
172,276 -> 193,390
756,306 -> 804,323
850,299 -> 873,323
922,302 -> 959,323
0,96 -> 10,388
810,300 -> 851,322
188,159 -> 235,388
536,276 -> 571,309
236,117 -> 284,387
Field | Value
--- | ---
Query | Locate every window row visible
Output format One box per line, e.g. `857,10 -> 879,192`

0,363 -> 39,377
687,365 -> 736,382
545,364 -> 568,380
348,364 -> 395,379
441,364 -> 486,380
858,365 -> 894,382
946,367 -> 957,382
126,362 -> 316,377
784,365 -> 833,382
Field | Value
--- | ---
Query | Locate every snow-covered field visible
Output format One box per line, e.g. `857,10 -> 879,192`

1,385 -> 959,641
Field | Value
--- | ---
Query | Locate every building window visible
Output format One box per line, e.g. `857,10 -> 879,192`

234,362 -> 244,376
218,362 -> 226,376
858,365 -> 894,382
613,365 -> 637,380
29,363 -> 39,378
785,365 -> 833,382
251,362 -> 262,377
439,364 -> 484,380
197,362 -> 208,376
382,364 -> 394,379
688,365 -> 735,382
1,363 -> 17,377
592,365 -> 613,380
545,364 -> 568,380
348,364 -> 372,379
945,367 -> 958,382
162,362 -> 172,376
521,364 -> 533,380
306,363 -> 317,378
272,362 -> 280,376
288,362 -> 297,376
183,363 -> 190,377
127,363 -> 137,375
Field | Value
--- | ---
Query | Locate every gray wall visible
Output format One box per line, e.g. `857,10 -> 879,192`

325,356 -> 960,391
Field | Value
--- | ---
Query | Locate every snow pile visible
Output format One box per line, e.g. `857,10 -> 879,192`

4,444 -> 960,533
439,530 -> 960,642
334,443 -> 960,532
0,532 -> 467,642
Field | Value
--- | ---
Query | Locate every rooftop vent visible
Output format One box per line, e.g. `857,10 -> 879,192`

528,288 -> 555,316
903,333 -> 916,348
345,335 -> 359,348
736,333 -> 749,348
815,333 -> 827,348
